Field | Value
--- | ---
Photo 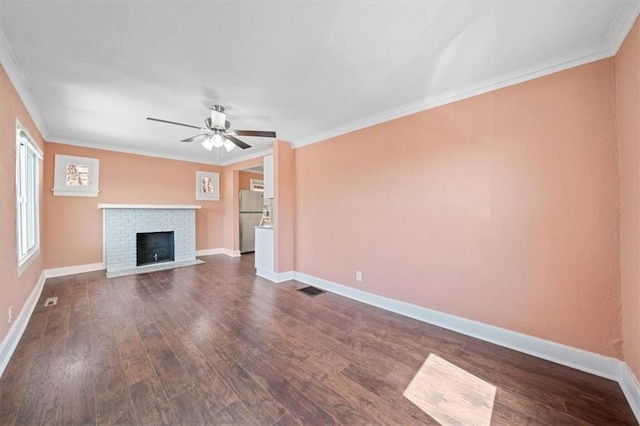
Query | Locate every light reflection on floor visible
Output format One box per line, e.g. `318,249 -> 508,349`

403,353 -> 496,426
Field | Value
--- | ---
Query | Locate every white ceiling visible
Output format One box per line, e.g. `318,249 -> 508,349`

1,1 -> 638,165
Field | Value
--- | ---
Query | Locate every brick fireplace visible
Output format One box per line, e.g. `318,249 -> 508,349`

99,204 -> 202,277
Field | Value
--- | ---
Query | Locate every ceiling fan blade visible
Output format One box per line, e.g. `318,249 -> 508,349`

147,117 -> 204,130
181,133 -> 209,143
225,135 -> 251,149
232,130 -> 277,138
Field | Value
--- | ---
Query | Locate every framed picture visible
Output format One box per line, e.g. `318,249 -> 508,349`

250,179 -> 264,192
196,171 -> 220,201
53,154 -> 100,197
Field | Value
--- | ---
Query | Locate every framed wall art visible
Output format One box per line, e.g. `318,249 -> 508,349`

53,154 -> 100,197
196,171 -> 220,201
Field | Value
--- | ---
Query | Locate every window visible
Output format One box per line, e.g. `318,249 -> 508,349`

250,179 -> 264,192
53,154 -> 99,196
16,122 -> 43,273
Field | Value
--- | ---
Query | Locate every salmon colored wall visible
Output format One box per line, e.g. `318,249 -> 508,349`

294,59 -> 622,357
42,143 -> 223,268
274,141 -> 295,272
239,171 -> 263,191
615,16 -> 640,380
221,157 -> 263,251
0,65 -> 46,344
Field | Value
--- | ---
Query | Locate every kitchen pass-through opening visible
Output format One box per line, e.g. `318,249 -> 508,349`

136,231 -> 175,266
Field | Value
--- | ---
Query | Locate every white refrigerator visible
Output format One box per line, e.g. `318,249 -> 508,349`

239,190 -> 264,253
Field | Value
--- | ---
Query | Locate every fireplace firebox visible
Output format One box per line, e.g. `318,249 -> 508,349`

136,231 -> 175,266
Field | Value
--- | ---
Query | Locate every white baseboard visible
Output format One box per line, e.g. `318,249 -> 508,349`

620,362 -> 640,421
196,248 -> 241,257
2,262 -> 638,422
293,271 -> 640,422
0,271 -> 46,377
292,271 -> 622,380
44,262 -> 105,278
257,268 -> 294,283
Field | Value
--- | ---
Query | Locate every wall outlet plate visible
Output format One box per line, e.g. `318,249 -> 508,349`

356,271 -> 362,282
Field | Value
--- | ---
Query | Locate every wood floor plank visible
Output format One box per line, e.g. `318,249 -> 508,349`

89,280 -> 139,426
167,385 -> 216,426
129,377 -> 176,425
213,400 -> 262,425
264,346 -> 384,426
201,343 -> 287,425
0,253 -> 636,425
92,341 -> 139,426
58,280 -> 95,425
223,342 -> 338,425
272,412 -> 302,426
135,321 -> 192,398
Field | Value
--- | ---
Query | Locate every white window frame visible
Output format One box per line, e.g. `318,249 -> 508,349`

15,121 -> 43,275
53,154 -> 100,197
195,171 -> 220,201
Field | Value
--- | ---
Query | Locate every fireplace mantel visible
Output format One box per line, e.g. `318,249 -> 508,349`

100,205 -> 201,277
98,203 -> 201,209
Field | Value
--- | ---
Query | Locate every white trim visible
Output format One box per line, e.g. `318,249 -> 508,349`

196,248 -> 241,257
0,26 -> 49,139
0,260 -> 637,423
2,5 -> 638,163
291,271 -> 640,421
620,362 -> 640,421
196,248 -> 226,256
44,262 -> 105,278
223,248 -> 241,257
218,148 -> 274,166
48,136 -> 272,167
0,271 -> 46,377
606,1 -> 640,54
294,47 -> 612,148
17,248 -> 39,276
293,4 -> 640,150
52,189 -> 99,197
292,271 -> 622,380
257,268 -> 294,283
16,121 -> 42,272
98,203 -> 201,210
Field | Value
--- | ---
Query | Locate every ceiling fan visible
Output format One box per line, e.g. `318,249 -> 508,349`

147,105 -> 276,152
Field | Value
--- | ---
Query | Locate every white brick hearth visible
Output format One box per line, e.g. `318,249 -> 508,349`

99,204 -> 202,277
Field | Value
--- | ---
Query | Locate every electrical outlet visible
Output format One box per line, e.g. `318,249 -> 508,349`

44,297 -> 58,307
8,305 -> 13,324
356,271 -> 362,282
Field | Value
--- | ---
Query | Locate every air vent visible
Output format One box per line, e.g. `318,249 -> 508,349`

297,286 -> 326,297
44,297 -> 58,307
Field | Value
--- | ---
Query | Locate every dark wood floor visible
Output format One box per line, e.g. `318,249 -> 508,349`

0,254 -> 636,425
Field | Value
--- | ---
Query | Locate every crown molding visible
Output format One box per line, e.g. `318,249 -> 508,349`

293,45 -> 612,148
49,136 -> 272,166
293,2 -> 640,149
3,4 -> 638,158
0,25 -> 49,139
218,147 -> 273,166
605,0 -> 640,54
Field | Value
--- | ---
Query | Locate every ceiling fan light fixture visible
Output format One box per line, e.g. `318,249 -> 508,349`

201,137 -> 214,151
223,138 -> 236,152
212,133 -> 224,148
